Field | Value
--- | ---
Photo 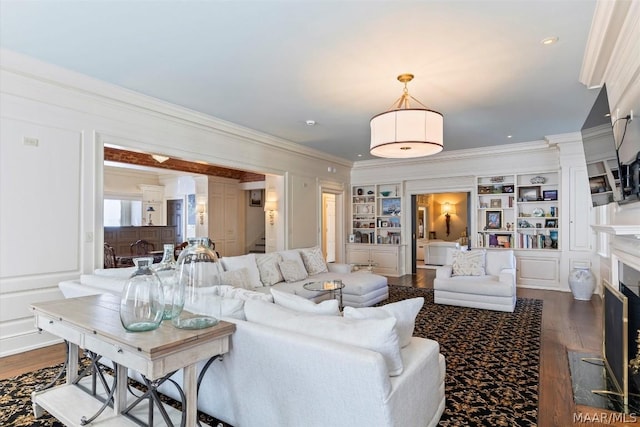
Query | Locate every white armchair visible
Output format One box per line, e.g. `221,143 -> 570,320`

433,248 -> 516,312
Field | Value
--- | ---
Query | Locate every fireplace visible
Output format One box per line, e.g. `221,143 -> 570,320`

589,226 -> 640,413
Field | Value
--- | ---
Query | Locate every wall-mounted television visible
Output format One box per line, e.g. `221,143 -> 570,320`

580,85 -> 640,206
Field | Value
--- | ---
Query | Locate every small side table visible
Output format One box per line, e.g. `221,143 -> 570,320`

31,294 -> 235,426
303,280 -> 345,310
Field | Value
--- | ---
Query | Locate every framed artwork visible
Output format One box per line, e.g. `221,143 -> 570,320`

496,234 -> 511,248
519,186 -> 540,201
502,184 -> 514,193
250,189 -> 263,207
588,176 -> 609,194
381,198 -> 401,215
486,210 -> 502,229
545,219 -> 557,228
490,199 -> 502,208
542,189 -> 558,200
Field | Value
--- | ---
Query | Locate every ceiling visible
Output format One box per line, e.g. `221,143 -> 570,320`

0,1 -> 600,162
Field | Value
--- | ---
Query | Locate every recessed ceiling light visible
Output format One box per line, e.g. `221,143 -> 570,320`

305,120 -> 316,126
507,135 -> 513,139
357,154 -> 363,157
541,36 -> 559,46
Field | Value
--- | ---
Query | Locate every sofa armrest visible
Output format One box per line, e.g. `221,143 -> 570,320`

327,263 -> 353,274
498,268 -> 516,286
435,265 -> 453,279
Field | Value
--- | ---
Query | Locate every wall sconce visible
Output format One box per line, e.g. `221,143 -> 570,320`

146,206 -> 155,226
264,200 -> 278,225
196,204 -> 206,225
441,202 -> 456,236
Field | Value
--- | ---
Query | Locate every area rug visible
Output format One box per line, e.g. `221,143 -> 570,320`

381,285 -> 542,426
0,285 -> 542,427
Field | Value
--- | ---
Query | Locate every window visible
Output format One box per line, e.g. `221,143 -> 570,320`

104,199 -> 142,226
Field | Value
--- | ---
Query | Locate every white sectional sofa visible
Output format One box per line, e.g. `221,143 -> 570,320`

59,247 -> 389,308
57,247 -> 446,426
153,299 -> 446,426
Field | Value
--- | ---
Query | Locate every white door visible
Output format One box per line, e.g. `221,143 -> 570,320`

323,193 -> 336,262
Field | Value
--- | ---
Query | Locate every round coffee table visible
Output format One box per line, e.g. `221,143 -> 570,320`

303,280 -> 345,310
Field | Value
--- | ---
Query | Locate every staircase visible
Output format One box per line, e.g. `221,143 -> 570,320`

248,236 -> 266,254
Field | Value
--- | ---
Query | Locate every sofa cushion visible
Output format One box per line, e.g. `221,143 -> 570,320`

270,288 -> 340,315
299,246 -> 328,275
220,268 -> 252,289
343,297 -> 424,348
220,254 -> 263,288
452,249 -> 486,276
279,259 -> 308,282
185,290 -> 246,320
244,300 -> 403,376
433,276 -> 515,297
94,266 -> 137,278
255,253 -> 283,286
80,274 -> 127,294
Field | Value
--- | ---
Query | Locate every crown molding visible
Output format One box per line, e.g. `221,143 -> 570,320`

0,48 -> 353,168
352,139 -> 552,170
579,0 -> 633,88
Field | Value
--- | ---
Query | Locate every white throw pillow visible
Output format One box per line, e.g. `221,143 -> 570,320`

343,297 -> 424,347
299,246 -> 328,275
278,259 -> 308,282
220,254 -> 263,288
220,268 -> 252,289
245,300 -> 403,376
256,253 -> 284,286
270,288 -> 339,315
452,249 -> 486,276
278,250 -> 307,273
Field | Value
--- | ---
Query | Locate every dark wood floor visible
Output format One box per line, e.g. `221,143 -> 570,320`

1,269 -> 631,426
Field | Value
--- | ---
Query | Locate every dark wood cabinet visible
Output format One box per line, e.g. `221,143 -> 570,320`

104,226 -> 177,256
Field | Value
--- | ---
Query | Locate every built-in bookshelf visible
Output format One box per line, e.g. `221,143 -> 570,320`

351,183 -> 402,244
476,172 -> 559,250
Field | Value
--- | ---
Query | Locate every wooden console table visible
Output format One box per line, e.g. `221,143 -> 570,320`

31,294 -> 235,426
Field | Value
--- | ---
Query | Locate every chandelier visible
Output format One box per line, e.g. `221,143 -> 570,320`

370,74 -> 443,158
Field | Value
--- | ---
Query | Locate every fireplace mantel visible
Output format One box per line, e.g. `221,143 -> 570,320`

591,225 -> 640,238
592,224 -> 640,291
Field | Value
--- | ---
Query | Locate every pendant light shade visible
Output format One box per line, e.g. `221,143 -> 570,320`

370,74 -> 443,158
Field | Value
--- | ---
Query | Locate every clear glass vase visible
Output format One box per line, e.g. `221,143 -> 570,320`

120,257 -> 164,332
172,237 -> 222,329
152,244 -> 180,320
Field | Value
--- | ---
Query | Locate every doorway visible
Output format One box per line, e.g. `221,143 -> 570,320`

167,199 -> 184,244
322,193 -> 336,262
411,192 -> 470,273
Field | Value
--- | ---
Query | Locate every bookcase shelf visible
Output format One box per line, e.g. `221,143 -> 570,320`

476,172 -> 559,250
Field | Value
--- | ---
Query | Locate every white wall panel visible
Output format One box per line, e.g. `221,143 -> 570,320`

288,174 -> 318,249
0,118 -> 82,277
